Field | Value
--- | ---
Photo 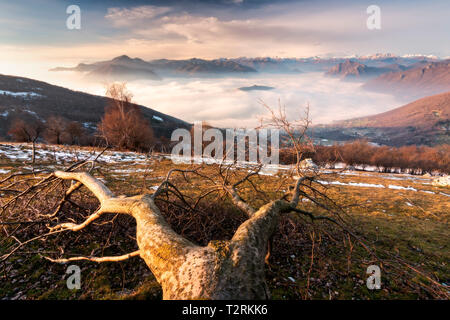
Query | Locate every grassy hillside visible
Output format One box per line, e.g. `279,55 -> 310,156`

338,91 -> 450,129
0,74 -> 190,139
318,92 -> 450,146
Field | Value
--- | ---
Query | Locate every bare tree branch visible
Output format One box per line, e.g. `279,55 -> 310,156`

43,250 -> 141,264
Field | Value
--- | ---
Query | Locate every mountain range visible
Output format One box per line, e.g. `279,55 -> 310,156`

50,54 -> 450,102
325,60 -> 407,80
51,54 -> 441,81
51,55 -> 257,81
323,58 -> 450,100
230,54 -> 440,73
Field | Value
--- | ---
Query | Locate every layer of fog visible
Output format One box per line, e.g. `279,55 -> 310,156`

3,64 -> 408,128
123,74 -> 408,128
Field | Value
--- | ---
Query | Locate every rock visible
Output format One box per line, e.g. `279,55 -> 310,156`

299,158 -> 318,170
432,175 -> 450,187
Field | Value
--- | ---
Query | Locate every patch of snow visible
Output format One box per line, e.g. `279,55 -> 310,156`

0,144 -> 152,165
113,168 -> 152,173
0,90 -> 44,99
334,163 -> 346,169
358,165 -> 378,172
318,180 -> 384,188
388,185 -> 417,191
258,171 -> 274,176
166,154 -> 293,173
82,122 -> 97,129
349,182 -> 384,188
299,158 -> 318,170
24,109 -> 43,121
432,176 -> 450,187
321,180 -> 348,186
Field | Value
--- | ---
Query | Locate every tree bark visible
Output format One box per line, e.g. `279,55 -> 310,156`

53,171 -> 291,300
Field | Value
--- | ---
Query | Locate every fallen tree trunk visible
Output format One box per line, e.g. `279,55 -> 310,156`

53,171 -> 295,299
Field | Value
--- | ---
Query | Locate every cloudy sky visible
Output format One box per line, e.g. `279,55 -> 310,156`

0,0 -> 448,127
0,0 -> 449,68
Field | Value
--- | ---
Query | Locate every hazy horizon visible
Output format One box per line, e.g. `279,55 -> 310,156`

7,67 -> 405,128
0,0 -> 448,127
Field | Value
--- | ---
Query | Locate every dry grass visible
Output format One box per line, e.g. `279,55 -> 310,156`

0,143 -> 448,300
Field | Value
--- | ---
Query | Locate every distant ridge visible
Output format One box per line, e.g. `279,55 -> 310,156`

51,53 -> 442,79
337,91 -> 450,129
238,85 -> 275,91
363,60 -> 450,99
327,91 -> 450,146
325,60 -> 405,79
51,55 -> 257,81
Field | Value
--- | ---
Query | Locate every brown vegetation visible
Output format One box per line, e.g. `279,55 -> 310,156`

44,116 -> 69,145
8,118 -> 45,143
97,83 -> 155,152
8,115 -> 90,146
309,140 -> 450,174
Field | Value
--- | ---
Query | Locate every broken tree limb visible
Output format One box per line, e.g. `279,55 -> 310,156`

47,170 -> 298,299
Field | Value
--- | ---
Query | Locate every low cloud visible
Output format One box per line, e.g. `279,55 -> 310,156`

8,63 -> 410,129
119,73 -> 407,128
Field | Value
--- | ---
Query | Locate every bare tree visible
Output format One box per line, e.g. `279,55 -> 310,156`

98,83 -> 154,151
44,116 -> 68,145
65,121 -> 86,145
8,118 -> 44,144
8,118 -> 45,165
